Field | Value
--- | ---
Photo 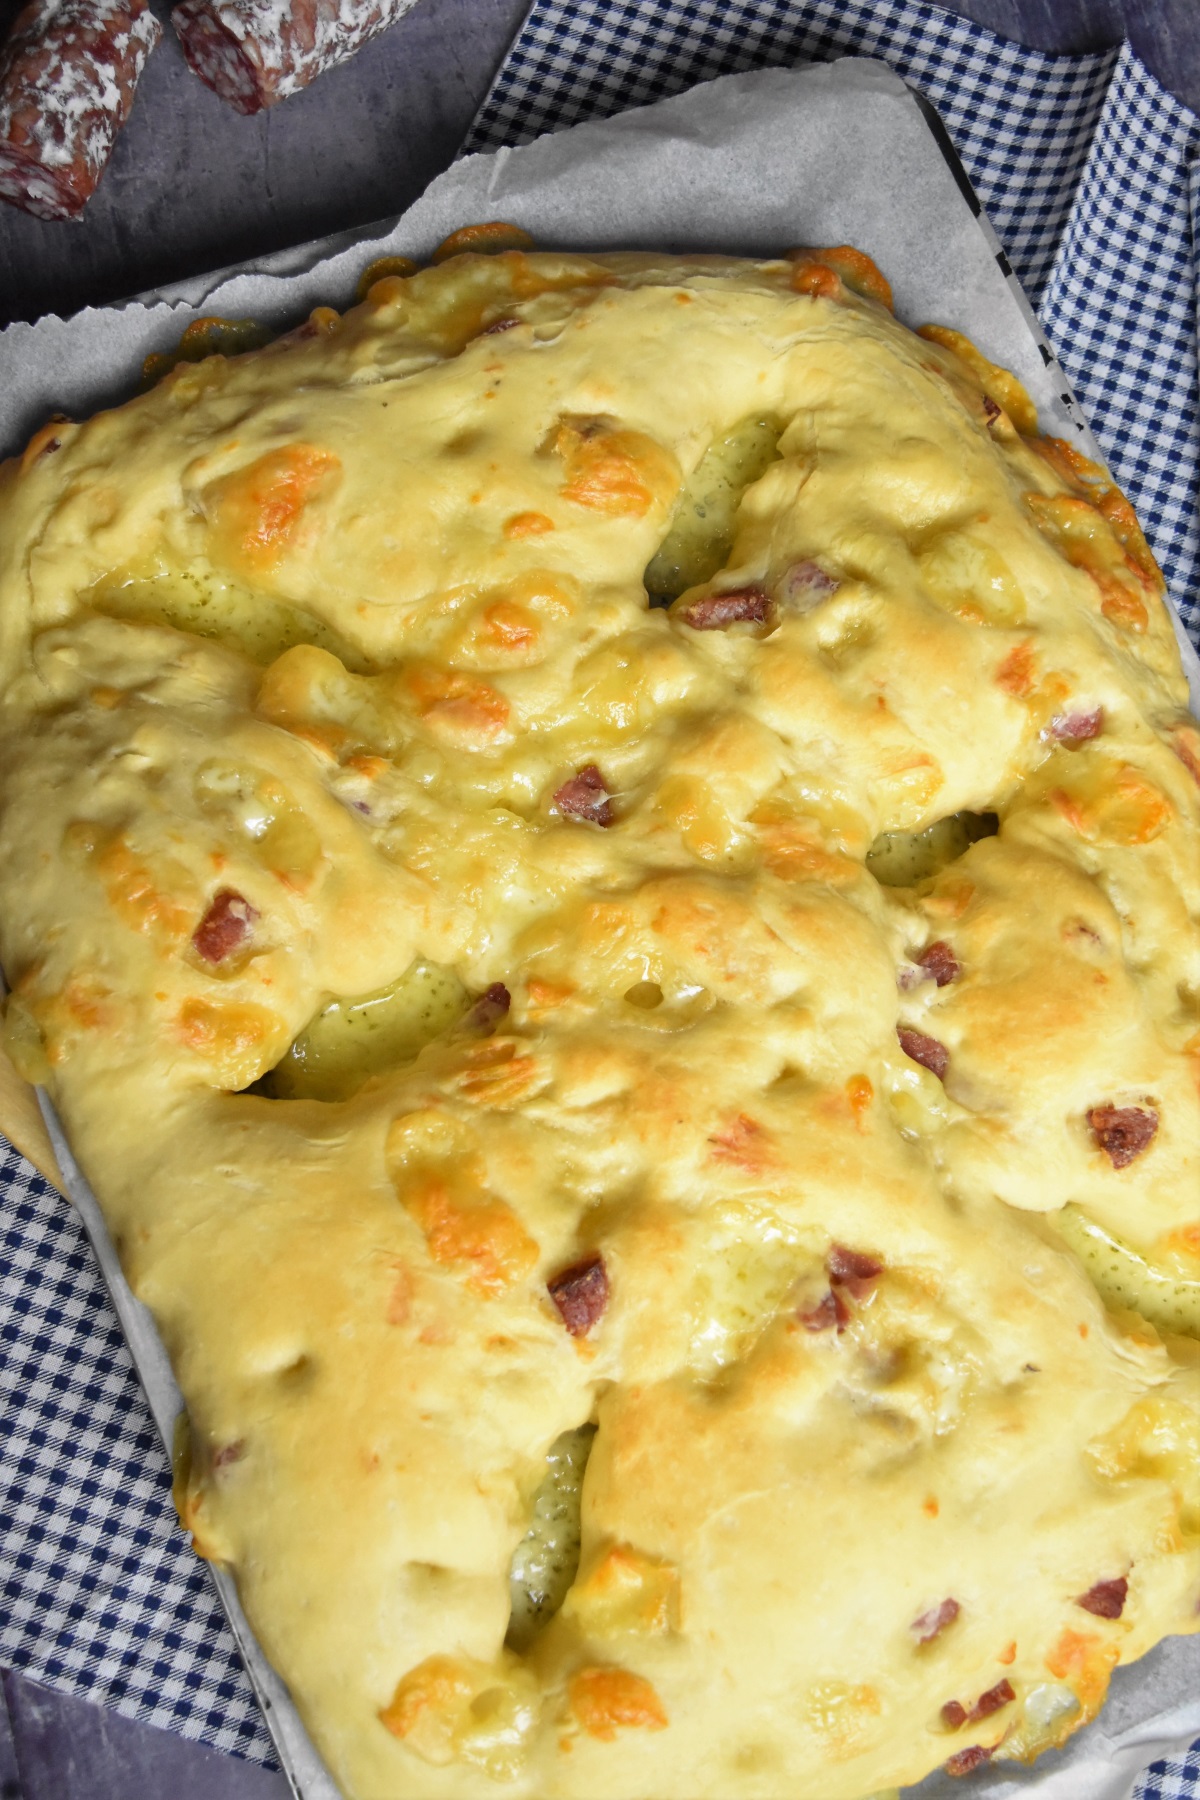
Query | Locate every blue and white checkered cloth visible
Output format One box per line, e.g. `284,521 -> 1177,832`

2,0 -> 1199,1787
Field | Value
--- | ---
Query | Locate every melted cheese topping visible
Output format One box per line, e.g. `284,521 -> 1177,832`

0,249 -> 1198,1800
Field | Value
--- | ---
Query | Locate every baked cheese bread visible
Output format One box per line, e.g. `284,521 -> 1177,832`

1,241 -> 1198,1798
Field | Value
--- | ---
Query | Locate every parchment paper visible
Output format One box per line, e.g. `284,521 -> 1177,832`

2,55 -> 1198,1800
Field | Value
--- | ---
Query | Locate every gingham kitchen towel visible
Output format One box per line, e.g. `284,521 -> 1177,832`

2,0 -> 1199,1785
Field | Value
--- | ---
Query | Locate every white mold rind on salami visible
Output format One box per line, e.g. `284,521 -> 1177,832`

0,0 -> 161,221
171,0 -> 417,113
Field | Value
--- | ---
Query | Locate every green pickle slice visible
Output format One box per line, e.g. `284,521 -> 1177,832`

866,810 -> 998,888
267,960 -> 469,1101
506,1424 -> 596,1653
1054,1205 -> 1200,1339
644,414 -> 781,605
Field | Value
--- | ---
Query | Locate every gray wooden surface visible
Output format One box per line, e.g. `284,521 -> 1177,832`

1,0 -> 1197,1795
0,0 -> 1196,327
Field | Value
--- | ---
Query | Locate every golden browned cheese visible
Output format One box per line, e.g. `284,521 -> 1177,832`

0,247 -> 1198,1799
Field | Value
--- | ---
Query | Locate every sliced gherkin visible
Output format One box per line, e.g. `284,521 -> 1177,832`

1054,1205 -> 1200,1339
644,415 -> 781,605
265,959 -> 469,1101
506,1424 -> 596,1653
93,566 -> 370,672
866,809 -> 998,888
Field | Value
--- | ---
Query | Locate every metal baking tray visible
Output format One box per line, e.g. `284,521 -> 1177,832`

4,53 -> 1200,1800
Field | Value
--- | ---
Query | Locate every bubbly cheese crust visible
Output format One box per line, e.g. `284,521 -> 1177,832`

0,248 -> 1199,1800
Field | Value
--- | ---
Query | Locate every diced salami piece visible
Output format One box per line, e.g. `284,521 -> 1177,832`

971,1679 -> 1015,1721
941,1680 -> 1014,1732
680,585 -> 771,630
982,394 -> 1002,426
779,559 -> 838,613
917,940 -> 960,987
912,1597 -> 960,1644
1046,707 -> 1103,746
467,979 -> 510,1036
945,1745 -> 995,1777
1087,1103 -> 1158,1170
468,982 -> 510,1034
193,889 -> 258,964
827,1243 -> 884,1299
553,764 -> 614,827
0,0 -> 161,221
171,0 -> 417,114
897,1026 -> 950,1082
548,1254 -> 608,1337
799,1286 -> 851,1334
1077,1576 -> 1127,1618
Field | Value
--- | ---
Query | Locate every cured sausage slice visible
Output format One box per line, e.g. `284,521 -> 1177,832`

0,0 -> 160,220
171,0 -> 417,114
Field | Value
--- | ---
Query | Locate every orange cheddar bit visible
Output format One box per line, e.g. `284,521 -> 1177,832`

60,978 -> 113,1032
455,1039 -> 542,1108
408,666 -> 511,744
344,752 -> 389,779
996,641 -> 1036,697
95,838 -> 192,941
1031,437 -> 1163,589
433,222 -> 535,263
205,443 -> 341,572
708,1112 -> 777,1174
504,511 -> 555,539
1164,1222 -> 1200,1265
847,1074 -> 874,1127
1050,766 -> 1170,848
998,1642 -> 1017,1665
404,1175 -> 538,1297
176,997 -> 276,1059
1044,1629 -> 1119,1719
1098,579 -> 1149,634
569,1667 -> 668,1740
1096,488 -> 1162,587
571,1546 -> 679,1638
380,1654 -> 474,1741
1025,491 -> 1155,633
1173,725 -> 1200,787
918,324 -> 1039,434
788,244 -> 893,310
790,259 -> 842,301
1033,433 -> 1108,494
481,599 -> 538,652
525,977 -> 575,1013
552,418 -> 680,519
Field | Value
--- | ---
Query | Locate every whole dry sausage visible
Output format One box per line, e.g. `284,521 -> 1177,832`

171,0 -> 417,113
0,0 -> 160,220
